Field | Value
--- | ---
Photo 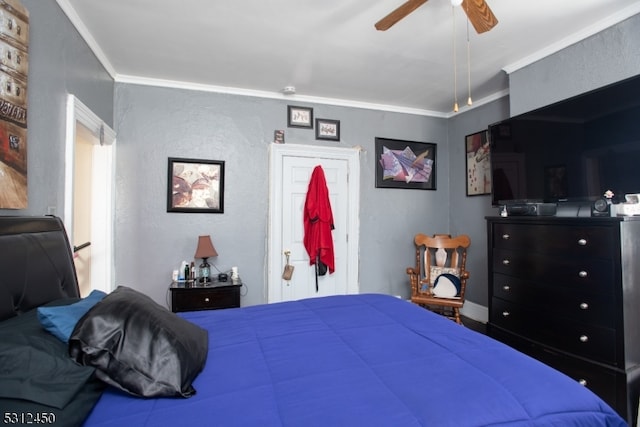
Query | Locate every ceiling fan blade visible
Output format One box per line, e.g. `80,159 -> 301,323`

375,0 -> 429,31
462,0 -> 498,34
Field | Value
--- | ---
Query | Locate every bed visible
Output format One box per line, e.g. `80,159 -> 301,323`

0,216 -> 627,426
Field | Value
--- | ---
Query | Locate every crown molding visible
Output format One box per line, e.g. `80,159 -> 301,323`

503,4 -> 640,74
115,74 -> 451,118
444,89 -> 509,119
56,0 -> 117,78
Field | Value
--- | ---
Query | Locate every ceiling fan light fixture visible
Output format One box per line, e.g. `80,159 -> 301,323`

375,0 -> 497,33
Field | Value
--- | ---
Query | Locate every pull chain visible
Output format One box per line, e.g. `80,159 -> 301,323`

452,6 -> 459,113
466,15 -> 472,106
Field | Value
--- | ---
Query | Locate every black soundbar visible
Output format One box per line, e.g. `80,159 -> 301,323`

505,203 -> 557,216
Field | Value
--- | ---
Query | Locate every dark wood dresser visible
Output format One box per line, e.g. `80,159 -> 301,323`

486,216 -> 640,425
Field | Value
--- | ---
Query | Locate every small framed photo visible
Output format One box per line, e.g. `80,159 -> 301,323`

287,105 -> 313,128
274,130 -> 285,144
167,157 -> 225,213
315,119 -> 340,141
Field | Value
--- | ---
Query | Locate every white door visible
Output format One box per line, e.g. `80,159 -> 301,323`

64,95 -> 116,296
268,144 -> 360,303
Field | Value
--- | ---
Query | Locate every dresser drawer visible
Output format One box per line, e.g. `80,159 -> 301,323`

489,326 -> 618,406
492,273 -> 615,328
171,286 -> 240,312
493,248 -> 614,292
491,298 -> 618,365
492,222 -> 615,259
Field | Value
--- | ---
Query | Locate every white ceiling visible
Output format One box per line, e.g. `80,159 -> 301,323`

58,0 -> 640,117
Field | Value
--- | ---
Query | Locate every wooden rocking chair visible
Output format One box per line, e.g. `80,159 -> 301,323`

406,233 -> 471,324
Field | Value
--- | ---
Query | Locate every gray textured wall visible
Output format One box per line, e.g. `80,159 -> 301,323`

109,12 -> 640,311
0,0 -> 113,217
509,14 -> 640,116
113,84 -> 449,307
5,1 -> 639,315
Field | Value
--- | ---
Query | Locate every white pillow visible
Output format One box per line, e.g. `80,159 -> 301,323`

432,273 -> 461,298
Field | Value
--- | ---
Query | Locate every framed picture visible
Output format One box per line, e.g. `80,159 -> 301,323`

167,157 -> 225,213
315,118 -> 340,141
465,130 -> 491,196
375,137 -> 436,190
274,130 -> 285,144
287,105 -> 313,128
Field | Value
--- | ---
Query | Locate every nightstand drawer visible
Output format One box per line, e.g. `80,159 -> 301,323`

170,284 -> 240,312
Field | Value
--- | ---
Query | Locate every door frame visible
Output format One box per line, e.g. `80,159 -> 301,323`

63,95 -> 116,294
267,143 -> 360,302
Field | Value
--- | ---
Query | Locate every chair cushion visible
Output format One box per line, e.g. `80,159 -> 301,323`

432,273 -> 462,298
429,266 -> 459,284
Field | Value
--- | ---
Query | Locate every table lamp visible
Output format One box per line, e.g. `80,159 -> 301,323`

194,235 -> 218,283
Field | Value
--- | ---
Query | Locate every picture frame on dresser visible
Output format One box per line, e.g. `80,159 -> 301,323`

167,157 -> 225,213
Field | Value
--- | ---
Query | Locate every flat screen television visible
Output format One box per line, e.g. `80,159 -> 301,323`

488,74 -> 640,208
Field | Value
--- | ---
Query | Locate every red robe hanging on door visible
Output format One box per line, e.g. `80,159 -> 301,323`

303,165 -> 335,274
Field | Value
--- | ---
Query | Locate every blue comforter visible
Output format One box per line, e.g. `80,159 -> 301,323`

83,294 -> 625,426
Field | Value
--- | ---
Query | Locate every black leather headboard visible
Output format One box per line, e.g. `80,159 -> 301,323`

0,216 -> 80,321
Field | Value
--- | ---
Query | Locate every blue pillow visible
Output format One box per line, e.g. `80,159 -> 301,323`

37,290 -> 107,343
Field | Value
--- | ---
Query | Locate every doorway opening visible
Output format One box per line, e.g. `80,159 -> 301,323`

63,95 -> 116,296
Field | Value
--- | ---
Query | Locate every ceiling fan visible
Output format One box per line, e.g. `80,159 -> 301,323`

375,0 -> 498,34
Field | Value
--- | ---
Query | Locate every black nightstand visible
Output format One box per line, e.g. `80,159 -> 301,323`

169,278 -> 242,313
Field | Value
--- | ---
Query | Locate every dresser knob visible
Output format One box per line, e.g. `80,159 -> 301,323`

502,311 -> 510,317
578,379 -> 588,386
502,259 -> 510,266
578,271 -> 588,278
502,285 -> 511,291
502,234 -> 510,240
579,302 -> 589,310
577,238 -> 587,246
579,335 -> 589,343
204,297 -> 210,302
